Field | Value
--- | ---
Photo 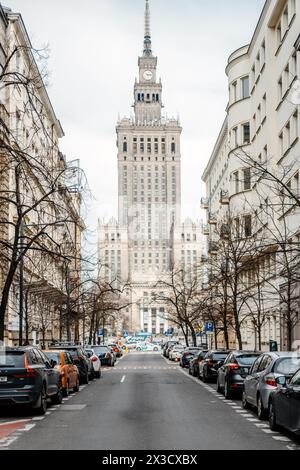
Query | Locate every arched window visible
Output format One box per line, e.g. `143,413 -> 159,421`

156,94 -> 159,102
123,141 -> 128,153
171,142 -> 176,153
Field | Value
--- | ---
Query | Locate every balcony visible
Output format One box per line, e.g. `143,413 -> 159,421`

208,212 -> 217,225
208,241 -> 219,255
202,224 -> 209,236
201,197 -> 209,210
220,190 -> 229,205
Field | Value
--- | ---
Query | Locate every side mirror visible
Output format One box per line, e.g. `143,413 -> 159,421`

276,376 -> 287,387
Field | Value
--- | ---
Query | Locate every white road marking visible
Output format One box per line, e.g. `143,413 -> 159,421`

272,436 -> 292,442
0,419 -> 29,427
121,375 -> 126,383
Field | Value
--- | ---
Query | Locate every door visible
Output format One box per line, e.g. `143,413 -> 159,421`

287,370 -> 300,433
245,356 -> 263,405
37,350 -> 57,396
219,353 -> 233,388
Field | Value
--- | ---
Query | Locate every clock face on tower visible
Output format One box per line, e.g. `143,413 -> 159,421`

143,70 -> 153,81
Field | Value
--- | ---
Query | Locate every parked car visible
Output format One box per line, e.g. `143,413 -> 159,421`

217,351 -> 261,399
269,368 -> 300,435
189,350 -> 208,377
242,352 -> 300,420
169,345 -> 185,362
49,345 -> 92,384
136,342 -> 160,352
163,341 -> 178,358
199,350 -> 231,383
0,346 -> 62,415
92,345 -> 115,367
44,349 -> 80,396
84,349 -> 102,379
180,347 -> 203,368
107,343 -> 123,358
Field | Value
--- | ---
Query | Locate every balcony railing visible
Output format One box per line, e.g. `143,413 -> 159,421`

208,212 -> 217,225
201,197 -> 209,210
202,224 -> 209,236
220,190 -> 229,205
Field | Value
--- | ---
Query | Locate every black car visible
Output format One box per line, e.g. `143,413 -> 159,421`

269,368 -> 300,435
217,351 -> 261,399
180,347 -> 203,368
199,350 -> 231,383
0,346 -> 62,415
92,345 -> 115,367
189,350 -> 208,377
49,345 -> 93,384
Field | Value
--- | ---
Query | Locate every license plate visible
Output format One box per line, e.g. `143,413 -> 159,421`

0,376 -> 7,382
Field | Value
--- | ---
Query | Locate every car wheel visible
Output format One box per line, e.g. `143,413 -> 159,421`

224,380 -> 232,400
192,368 -> 197,377
95,370 -> 101,379
111,360 -> 115,367
73,378 -> 80,392
154,347 -> 158,352
188,367 -> 192,375
257,395 -> 268,420
62,382 -> 69,397
203,370 -> 208,383
51,385 -> 63,405
89,368 -> 95,381
33,385 -> 47,415
242,390 -> 251,410
269,401 -> 280,431
217,378 -> 222,394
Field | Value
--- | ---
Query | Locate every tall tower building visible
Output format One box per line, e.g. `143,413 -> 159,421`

99,0 -> 203,334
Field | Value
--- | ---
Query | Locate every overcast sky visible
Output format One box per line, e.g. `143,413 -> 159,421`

6,0 -> 265,248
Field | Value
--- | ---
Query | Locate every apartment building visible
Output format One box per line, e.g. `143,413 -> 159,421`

202,0 -> 300,351
0,5 -> 84,346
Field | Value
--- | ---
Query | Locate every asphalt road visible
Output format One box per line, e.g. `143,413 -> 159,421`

2,352 -> 300,450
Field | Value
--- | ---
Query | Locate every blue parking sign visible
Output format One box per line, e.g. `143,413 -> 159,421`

205,322 -> 214,333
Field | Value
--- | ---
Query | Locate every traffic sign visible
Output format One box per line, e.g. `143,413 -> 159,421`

205,322 -> 214,333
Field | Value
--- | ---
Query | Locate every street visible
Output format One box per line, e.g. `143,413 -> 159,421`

0,352 -> 299,451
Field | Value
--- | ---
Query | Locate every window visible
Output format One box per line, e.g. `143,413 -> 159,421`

232,81 -> 237,102
233,171 -> 239,193
242,123 -> 250,144
241,76 -> 249,99
243,168 -> 251,190
123,141 -> 127,153
232,127 -> 238,147
244,215 -> 252,238
171,142 -> 176,153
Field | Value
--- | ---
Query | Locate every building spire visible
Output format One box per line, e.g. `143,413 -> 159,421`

143,0 -> 152,56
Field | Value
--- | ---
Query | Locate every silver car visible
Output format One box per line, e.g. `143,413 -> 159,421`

242,352 -> 300,420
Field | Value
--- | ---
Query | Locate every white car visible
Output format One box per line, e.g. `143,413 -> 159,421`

85,348 -> 101,378
169,345 -> 185,362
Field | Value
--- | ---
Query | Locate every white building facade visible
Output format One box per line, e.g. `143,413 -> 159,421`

202,0 -> 300,351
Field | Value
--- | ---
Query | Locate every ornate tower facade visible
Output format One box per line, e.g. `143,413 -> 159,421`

99,0 -> 202,334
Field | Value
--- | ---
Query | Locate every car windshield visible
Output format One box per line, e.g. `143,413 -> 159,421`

0,351 -> 25,368
237,355 -> 260,366
212,353 -> 229,361
274,357 -> 300,375
45,352 -> 61,364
